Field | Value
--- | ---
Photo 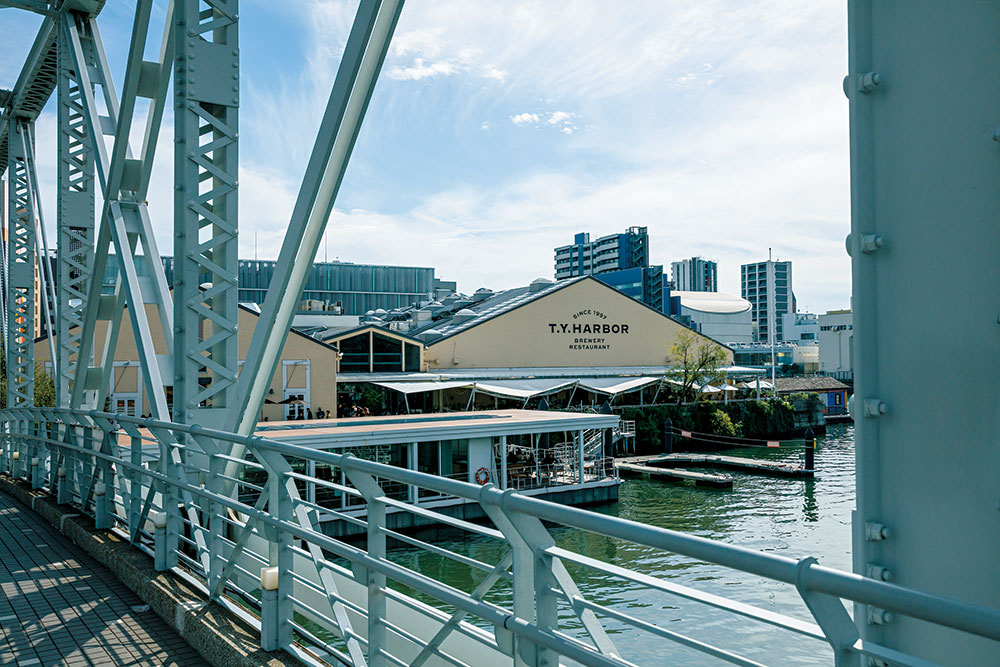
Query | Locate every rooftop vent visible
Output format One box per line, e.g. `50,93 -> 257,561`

451,308 -> 477,325
529,277 -> 554,293
419,329 -> 444,342
472,287 -> 495,302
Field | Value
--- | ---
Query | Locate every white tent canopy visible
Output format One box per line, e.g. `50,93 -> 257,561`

473,379 -> 576,400
372,380 -> 474,395
576,377 -> 660,396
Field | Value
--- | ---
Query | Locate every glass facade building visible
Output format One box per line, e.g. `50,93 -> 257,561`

103,256 -> 435,315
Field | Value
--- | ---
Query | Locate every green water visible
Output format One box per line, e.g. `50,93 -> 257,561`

385,423 -> 856,665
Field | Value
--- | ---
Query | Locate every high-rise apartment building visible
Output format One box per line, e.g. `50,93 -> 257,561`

741,259 -> 795,342
553,226 -> 649,279
671,257 -> 718,292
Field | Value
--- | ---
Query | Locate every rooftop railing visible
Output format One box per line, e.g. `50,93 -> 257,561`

0,407 -> 997,666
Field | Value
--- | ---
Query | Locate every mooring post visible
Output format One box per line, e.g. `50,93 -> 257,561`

804,427 -> 815,471
30,456 -> 40,489
664,417 -> 673,455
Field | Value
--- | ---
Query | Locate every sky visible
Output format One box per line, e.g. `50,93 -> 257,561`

1,0 -> 851,313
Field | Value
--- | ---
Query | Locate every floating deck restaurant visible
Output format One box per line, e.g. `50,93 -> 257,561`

249,409 -> 622,536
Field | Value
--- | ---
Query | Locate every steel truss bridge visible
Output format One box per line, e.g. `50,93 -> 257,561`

0,1 -> 998,666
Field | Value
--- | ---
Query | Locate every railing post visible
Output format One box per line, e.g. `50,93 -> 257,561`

153,511 -> 169,571
93,480 -> 109,530
208,449 -> 225,592
159,434 -> 180,570
57,465 -> 69,505
270,470 -> 294,650
577,429 -> 584,484
345,468 -> 388,667
260,566 -> 279,651
30,456 -> 40,489
127,433 -> 142,541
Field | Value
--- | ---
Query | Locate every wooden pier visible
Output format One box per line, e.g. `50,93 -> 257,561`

616,458 -> 734,489
651,453 -> 814,479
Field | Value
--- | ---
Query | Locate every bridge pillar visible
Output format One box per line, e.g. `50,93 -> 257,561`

56,22 -> 96,408
173,0 -> 240,430
848,1 -> 1000,660
6,119 -> 35,411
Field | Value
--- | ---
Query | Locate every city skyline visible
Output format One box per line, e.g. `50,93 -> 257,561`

1,1 -> 851,313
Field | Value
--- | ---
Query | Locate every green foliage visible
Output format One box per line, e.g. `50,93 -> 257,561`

0,354 -> 56,408
360,387 -> 383,415
665,330 -> 729,403
34,365 -> 56,407
708,409 -> 737,437
620,398 -> 797,454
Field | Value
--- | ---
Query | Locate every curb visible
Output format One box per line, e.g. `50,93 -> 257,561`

0,474 -> 302,667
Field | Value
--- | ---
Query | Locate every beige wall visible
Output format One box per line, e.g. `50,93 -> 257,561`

36,304 -> 338,421
425,278 -> 732,369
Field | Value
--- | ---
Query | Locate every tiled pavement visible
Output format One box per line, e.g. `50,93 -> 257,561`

0,491 -> 209,666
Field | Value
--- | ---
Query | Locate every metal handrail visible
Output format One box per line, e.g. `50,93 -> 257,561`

1,406 -> 997,667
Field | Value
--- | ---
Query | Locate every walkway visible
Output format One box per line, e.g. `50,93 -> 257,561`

0,491 -> 209,667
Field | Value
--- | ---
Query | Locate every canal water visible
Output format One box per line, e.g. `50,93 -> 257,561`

387,423 -> 856,665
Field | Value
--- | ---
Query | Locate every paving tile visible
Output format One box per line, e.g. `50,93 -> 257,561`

0,492 -> 209,667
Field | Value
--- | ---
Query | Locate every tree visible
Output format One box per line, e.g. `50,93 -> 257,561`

666,330 -> 729,403
0,347 -> 56,408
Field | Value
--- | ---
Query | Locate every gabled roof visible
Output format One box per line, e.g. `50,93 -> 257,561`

417,275 -> 729,351
312,323 -> 426,346
410,277 -> 586,340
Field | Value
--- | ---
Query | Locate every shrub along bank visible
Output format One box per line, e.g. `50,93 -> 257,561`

619,398 -> 800,455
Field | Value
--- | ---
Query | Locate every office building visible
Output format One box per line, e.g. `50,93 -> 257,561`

818,309 -> 853,380
740,259 -> 796,342
102,256 -> 435,316
554,226 -> 649,279
671,257 -> 718,292
781,312 -> 819,344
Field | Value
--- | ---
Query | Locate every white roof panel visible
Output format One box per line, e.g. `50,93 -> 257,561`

372,380 -> 473,395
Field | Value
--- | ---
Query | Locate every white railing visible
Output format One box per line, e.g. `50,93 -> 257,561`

0,407 -> 998,667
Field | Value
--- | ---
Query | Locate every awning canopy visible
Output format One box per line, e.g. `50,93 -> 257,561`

372,380 -> 474,395
474,379 -> 576,400
576,376 -> 660,396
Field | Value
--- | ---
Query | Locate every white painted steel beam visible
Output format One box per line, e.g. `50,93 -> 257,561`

5,120 -> 35,408
228,0 -> 403,436
847,2 -> 1000,662
173,0 -> 240,428
64,11 -> 175,418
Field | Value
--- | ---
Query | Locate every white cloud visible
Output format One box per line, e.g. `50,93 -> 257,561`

387,58 -> 460,81
546,111 -> 574,125
224,1 -> 851,311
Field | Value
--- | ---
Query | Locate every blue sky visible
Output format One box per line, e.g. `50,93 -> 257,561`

2,1 -> 850,313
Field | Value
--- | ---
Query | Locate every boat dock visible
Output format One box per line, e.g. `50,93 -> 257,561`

653,453 -> 814,479
615,458 -> 734,488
